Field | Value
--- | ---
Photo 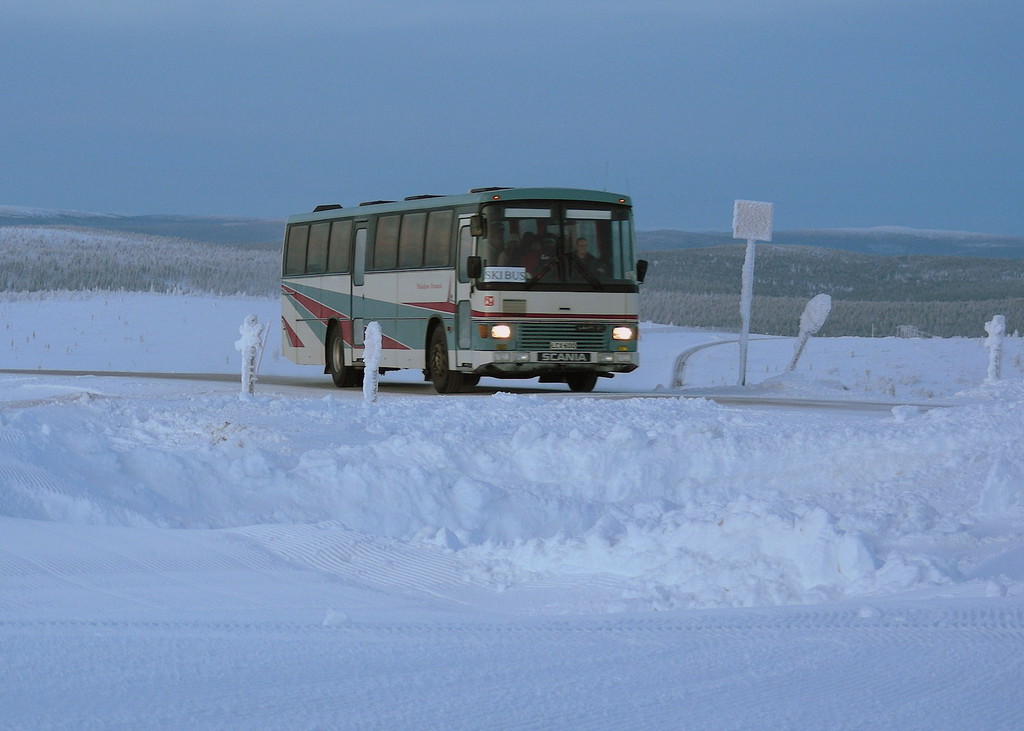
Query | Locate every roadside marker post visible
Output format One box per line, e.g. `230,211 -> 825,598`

234,314 -> 266,397
985,314 -> 1006,382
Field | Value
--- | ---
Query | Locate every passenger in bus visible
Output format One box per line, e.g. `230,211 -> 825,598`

541,234 -> 557,262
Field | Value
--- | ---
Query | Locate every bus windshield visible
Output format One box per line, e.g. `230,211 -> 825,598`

478,202 -> 636,289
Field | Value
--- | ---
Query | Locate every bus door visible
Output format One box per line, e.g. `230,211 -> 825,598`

454,218 -> 475,363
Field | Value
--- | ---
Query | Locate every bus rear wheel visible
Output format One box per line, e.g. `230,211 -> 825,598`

566,372 -> 598,393
428,327 -> 464,394
327,326 -> 362,388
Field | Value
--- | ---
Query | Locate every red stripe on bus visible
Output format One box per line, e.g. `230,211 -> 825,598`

281,317 -> 304,348
283,286 -> 413,351
471,311 -> 638,320
402,301 -> 457,314
380,334 -> 412,350
282,285 -> 348,321
332,321 -> 409,351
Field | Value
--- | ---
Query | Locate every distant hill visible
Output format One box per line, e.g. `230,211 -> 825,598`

4,205 -> 1021,257
2,205 -> 1021,337
638,228 -> 1024,259
0,206 -> 284,246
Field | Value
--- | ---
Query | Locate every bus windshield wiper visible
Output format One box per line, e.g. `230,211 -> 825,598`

524,252 -> 563,289
571,257 -> 605,291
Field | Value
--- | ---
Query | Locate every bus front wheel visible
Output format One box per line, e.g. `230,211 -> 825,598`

428,327 -> 464,394
566,372 -> 598,393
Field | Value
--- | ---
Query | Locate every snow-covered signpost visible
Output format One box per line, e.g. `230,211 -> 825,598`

234,314 -> 266,397
985,314 -> 1005,382
788,293 -> 832,372
363,321 -> 382,403
732,200 -> 773,386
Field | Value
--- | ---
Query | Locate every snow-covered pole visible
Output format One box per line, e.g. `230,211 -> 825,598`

985,314 -> 1005,382
732,200 -> 773,386
788,294 -> 832,371
737,239 -> 756,386
234,314 -> 266,397
363,321 -> 382,403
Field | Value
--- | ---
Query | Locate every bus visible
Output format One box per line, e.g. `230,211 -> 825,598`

280,187 -> 648,393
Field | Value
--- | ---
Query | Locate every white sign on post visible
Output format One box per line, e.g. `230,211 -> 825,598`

733,200 -> 774,242
733,200 -> 774,386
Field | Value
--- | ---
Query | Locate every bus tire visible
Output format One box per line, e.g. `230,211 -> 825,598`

428,327 -> 464,394
566,372 -> 598,392
327,325 -> 361,388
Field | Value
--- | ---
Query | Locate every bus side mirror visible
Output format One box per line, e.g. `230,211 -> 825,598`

470,215 -> 485,238
466,255 -> 482,279
636,259 -> 648,284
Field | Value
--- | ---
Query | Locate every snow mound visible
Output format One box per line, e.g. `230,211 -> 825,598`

2,375 -> 1022,611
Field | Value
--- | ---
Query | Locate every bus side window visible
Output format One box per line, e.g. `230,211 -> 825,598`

425,209 -> 454,267
612,219 -> 630,279
398,212 -> 427,269
306,222 -> 330,274
327,219 -> 353,273
284,225 -> 309,275
373,215 -> 400,270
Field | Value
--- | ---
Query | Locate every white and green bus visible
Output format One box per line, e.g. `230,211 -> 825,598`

280,187 -> 648,393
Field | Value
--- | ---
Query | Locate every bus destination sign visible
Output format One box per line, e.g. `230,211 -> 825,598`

483,266 -> 527,283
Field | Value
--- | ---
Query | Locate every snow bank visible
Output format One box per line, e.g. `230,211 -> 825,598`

2,370 -> 1022,611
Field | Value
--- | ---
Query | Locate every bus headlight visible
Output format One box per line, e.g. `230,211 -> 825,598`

612,326 -> 635,341
491,324 -> 512,339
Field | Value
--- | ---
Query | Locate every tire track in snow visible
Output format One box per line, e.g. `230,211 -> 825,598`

0,542 -> 165,609
44,523 -> 293,611
230,522 -> 496,603
0,456 -> 85,528
0,457 -> 74,497
2,603 -> 1022,634
0,425 -> 26,445
0,518 -> 360,613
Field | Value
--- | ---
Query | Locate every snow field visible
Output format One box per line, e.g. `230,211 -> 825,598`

3,291 -> 1024,727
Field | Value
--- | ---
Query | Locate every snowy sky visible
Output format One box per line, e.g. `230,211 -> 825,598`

2,0 -> 1022,233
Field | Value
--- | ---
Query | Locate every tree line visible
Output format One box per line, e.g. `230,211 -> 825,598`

641,245 -> 1023,336
1,226 -> 279,296
641,291 -> 1022,338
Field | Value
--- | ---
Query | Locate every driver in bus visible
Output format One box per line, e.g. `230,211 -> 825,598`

519,232 -> 542,274
573,237 -> 606,275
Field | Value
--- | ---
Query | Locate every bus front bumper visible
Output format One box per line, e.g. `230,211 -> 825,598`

471,351 -> 637,378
